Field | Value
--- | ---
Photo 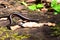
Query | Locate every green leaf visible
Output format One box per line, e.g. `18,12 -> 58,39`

28,4 -> 37,10
54,12 -> 58,15
51,0 -> 60,13
53,5 -> 60,12
36,4 -> 44,9
51,0 -> 57,7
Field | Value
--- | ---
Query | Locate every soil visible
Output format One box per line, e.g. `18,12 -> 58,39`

0,0 -> 60,40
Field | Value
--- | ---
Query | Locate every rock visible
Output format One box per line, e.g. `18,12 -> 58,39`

22,22 -> 43,27
10,25 -> 20,30
22,22 -> 56,27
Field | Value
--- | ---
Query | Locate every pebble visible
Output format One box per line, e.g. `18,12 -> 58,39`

10,25 -> 20,30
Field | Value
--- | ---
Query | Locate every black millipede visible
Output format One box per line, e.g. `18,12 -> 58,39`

0,12 -> 40,29
9,12 -> 39,24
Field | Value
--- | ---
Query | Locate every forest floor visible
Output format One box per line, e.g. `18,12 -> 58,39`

0,0 -> 60,40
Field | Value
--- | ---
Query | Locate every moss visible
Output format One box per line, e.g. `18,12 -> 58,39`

0,27 -> 30,40
50,24 -> 60,36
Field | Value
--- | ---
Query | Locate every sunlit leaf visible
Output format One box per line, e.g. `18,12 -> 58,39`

51,0 -> 60,14
36,4 -> 44,9
28,4 -> 37,10
54,12 -> 58,15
